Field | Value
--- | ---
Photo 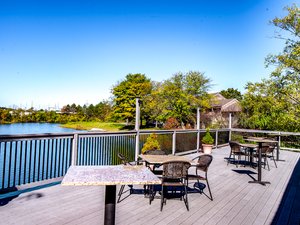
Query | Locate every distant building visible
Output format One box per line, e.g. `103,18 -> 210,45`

203,93 -> 242,128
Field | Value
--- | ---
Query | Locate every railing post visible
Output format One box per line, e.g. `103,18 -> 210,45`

277,132 -> 281,161
135,131 -> 140,161
71,133 -> 78,166
197,107 -> 200,152
229,113 -> 232,141
215,130 -> 218,149
172,131 -> 176,155
135,98 -> 140,161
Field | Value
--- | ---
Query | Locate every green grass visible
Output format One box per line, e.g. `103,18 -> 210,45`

61,122 -> 129,131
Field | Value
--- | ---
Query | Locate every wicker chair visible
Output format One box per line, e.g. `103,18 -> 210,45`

143,149 -> 166,175
228,141 -> 247,167
159,160 -> 191,211
117,153 -> 139,203
254,145 -> 277,170
187,154 -> 213,201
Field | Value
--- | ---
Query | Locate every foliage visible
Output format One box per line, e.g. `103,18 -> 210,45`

239,4 -> 300,132
152,71 -> 211,128
202,129 -> 214,145
141,133 -> 161,153
220,88 -> 242,101
163,117 -> 180,129
111,73 -> 152,124
0,101 -> 113,125
231,133 -> 245,143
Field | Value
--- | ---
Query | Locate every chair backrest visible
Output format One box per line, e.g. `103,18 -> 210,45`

229,141 -> 241,153
196,154 -> 213,172
162,161 -> 191,179
117,153 -> 130,165
144,149 -> 167,155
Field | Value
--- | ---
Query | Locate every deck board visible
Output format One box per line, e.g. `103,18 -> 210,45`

1,146 -> 299,225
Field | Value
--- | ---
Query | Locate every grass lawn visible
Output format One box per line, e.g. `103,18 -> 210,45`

61,122 -> 130,131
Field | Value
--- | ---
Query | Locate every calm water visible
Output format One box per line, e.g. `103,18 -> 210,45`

0,123 -> 79,135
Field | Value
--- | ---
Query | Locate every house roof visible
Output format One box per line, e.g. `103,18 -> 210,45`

210,93 -> 242,112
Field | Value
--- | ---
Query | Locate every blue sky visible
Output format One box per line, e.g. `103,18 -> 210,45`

0,0 -> 296,109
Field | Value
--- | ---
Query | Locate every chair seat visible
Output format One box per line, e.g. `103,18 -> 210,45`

187,174 -> 206,180
162,182 -> 184,186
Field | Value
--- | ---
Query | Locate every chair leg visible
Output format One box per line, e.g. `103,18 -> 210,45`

206,175 -> 213,201
117,185 -> 125,203
227,153 -> 232,165
160,185 -> 164,211
272,153 -> 278,168
184,184 -> 189,211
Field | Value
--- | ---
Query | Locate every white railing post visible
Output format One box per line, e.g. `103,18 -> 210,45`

172,131 -> 176,155
71,133 -> 78,166
229,113 -> 232,141
196,107 -> 200,152
135,98 -> 140,161
215,130 -> 218,149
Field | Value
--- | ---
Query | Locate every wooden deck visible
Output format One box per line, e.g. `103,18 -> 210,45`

1,146 -> 299,225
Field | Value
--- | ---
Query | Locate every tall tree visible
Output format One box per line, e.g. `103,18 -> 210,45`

157,71 -> 211,128
240,5 -> 300,132
111,73 -> 152,124
220,88 -> 242,101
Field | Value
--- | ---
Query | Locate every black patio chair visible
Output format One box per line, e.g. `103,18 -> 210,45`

253,144 -> 277,171
228,141 -> 248,167
187,154 -> 213,201
143,149 -> 166,175
159,160 -> 191,211
117,152 -> 140,203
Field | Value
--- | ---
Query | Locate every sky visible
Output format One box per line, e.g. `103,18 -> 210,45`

0,0 -> 296,109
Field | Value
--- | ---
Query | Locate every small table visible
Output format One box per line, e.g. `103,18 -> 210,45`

139,154 -> 191,165
245,139 -> 276,185
62,165 -> 161,225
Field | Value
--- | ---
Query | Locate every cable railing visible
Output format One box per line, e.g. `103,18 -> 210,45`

1,128 -> 299,191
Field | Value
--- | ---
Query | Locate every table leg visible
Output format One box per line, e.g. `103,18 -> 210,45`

249,143 -> 270,185
104,185 -> 116,225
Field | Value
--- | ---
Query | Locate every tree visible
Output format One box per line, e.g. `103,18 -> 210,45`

111,73 -> 152,124
266,4 -> 300,105
157,71 -> 211,128
220,88 -> 242,101
240,5 -> 300,132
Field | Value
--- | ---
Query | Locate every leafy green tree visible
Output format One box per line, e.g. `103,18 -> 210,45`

220,88 -> 242,101
111,73 -> 152,124
265,4 -> 300,106
157,71 -> 211,128
240,5 -> 300,132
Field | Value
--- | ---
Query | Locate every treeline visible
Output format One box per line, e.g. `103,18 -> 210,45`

0,101 -> 112,124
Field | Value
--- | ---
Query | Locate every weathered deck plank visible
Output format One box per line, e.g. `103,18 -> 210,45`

1,146 -> 299,225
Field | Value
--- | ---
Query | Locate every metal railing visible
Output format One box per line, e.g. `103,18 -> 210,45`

1,127 -> 299,191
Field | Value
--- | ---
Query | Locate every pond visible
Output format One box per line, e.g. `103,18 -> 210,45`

0,123 -> 79,135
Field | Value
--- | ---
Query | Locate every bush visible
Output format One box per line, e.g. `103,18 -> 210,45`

141,133 -> 161,153
202,129 -> 214,145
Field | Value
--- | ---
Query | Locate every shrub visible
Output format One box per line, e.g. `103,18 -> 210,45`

141,133 -> 161,153
202,129 -> 214,145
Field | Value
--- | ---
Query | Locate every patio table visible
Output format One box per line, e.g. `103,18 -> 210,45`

139,154 -> 192,165
62,165 -> 161,225
245,139 -> 277,185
